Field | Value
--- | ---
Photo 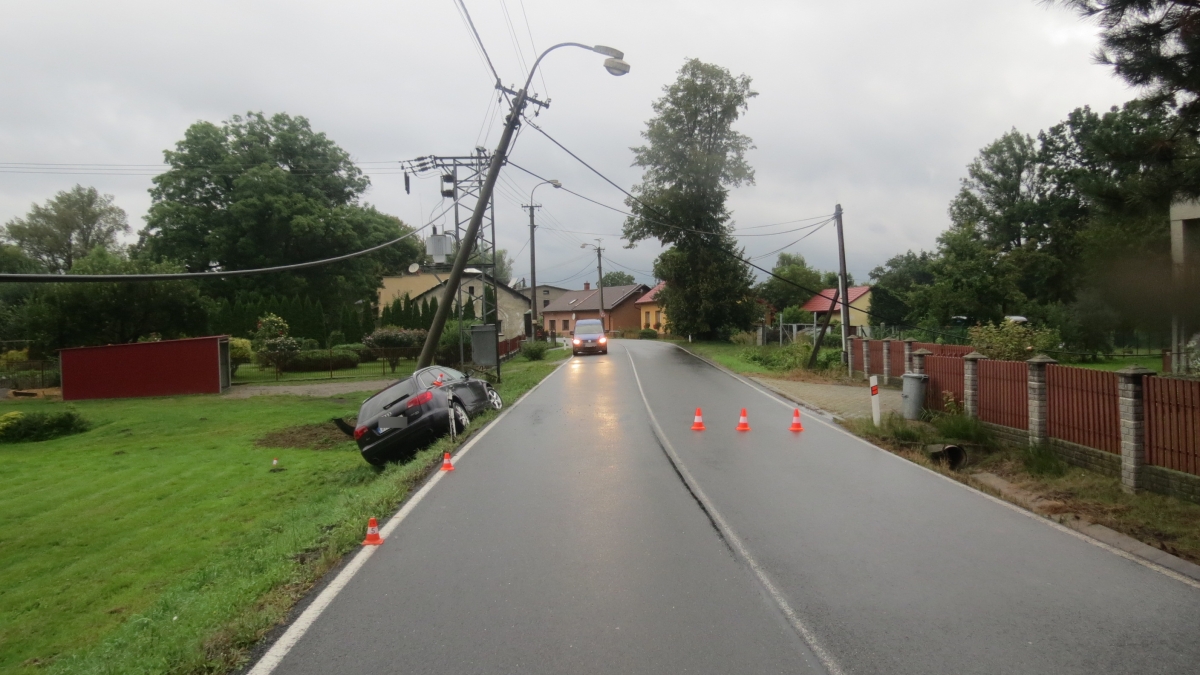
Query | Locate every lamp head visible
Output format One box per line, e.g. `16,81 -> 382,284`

592,45 -> 623,59
603,58 -> 630,76
549,180 -> 562,188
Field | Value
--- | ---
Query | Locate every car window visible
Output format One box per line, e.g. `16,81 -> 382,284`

360,379 -> 417,420
575,322 -> 604,335
440,367 -> 466,380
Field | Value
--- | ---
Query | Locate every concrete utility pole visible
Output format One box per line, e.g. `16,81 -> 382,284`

581,239 -> 606,330
834,204 -> 851,372
524,179 -> 560,340
416,43 -> 629,369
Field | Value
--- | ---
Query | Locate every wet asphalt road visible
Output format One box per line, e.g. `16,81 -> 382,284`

265,340 -> 1200,675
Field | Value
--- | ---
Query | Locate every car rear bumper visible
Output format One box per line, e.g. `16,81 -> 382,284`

359,408 -> 451,464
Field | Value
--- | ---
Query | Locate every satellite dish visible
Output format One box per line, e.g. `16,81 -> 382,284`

407,263 -> 420,274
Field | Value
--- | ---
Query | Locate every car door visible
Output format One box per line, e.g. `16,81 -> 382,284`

433,367 -> 480,412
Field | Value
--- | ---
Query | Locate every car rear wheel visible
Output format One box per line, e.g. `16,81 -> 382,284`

448,400 -> 469,440
486,387 -> 503,410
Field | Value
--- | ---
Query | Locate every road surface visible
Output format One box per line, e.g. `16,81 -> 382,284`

254,340 -> 1200,675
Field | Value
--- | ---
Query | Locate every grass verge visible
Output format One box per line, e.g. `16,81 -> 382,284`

1,350 -> 567,674
669,340 -> 858,385
841,412 -> 1200,565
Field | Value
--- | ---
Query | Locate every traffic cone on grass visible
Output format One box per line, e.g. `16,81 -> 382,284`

736,408 -> 751,432
789,408 -> 805,432
362,517 -> 384,545
691,408 -> 706,431
441,452 -> 455,472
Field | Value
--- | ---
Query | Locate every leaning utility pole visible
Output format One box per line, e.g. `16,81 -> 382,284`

524,203 -> 541,329
834,204 -> 851,372
596,242 -> 606,331
416,90 -> 532,368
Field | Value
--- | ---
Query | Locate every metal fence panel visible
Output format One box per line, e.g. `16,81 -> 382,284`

925,355 -> 964,412
889,340 -> 905,377
914,342 -> 974,358
1047,364 -> 1120,454
869,340 -> 885,375
979,360 -> 1028,430
1145,376 -> 1200,477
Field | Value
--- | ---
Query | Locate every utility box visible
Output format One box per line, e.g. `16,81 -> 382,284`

470,324 -> 498,367
901,373 -> 928,420
60,336 -> 231,401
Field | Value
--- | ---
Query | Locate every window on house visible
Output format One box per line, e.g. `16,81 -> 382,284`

468,285 -> 475,296
549,320 -> 556,331
543,299 -> 549,307
563,320 -> 570,332
542,289 -> 549,295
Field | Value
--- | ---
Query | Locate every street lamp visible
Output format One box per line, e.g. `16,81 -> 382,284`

417,43 -> 630,367
580,239 -> 606,333
526,179 -> 562,340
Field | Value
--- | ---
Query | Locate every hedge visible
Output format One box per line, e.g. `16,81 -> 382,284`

279,349 -> 360,372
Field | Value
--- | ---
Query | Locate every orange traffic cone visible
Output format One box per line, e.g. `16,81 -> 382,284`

440,452 -> 455,472
789,408 -> 805,432
362,517 -> 384,545
736,408 -> 751,432
691,408 -> 706,431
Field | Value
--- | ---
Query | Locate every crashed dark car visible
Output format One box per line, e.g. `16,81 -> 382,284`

335,366 -> 503,466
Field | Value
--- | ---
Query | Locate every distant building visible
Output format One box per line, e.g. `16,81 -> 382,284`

540,282 -> 649,334
635,282 -> 667,333
377,269 -> 531,337
800,286 -> 872,336
516,283 -> 573,313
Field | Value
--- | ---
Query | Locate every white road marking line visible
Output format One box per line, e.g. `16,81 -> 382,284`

667,342 -> 1200,592
625,348 -> 846,675
246,358 -> 571,674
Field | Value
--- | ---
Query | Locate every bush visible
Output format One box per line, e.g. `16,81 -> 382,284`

741,343 -> 811,371
638,329 -> 658,340
931,413 -> 994,446
300,338 -> 320,351
521,340 -> 550,361
327,330 -> 345,348
364,327 -> 427,372
228,338 -> 252,376
256,336 -> 301,368
730,331 -> 756,345
332,343 -> 377,363
968,321 -> 1062,361
252,313 -> 289,351
279,349 -> 360,372
435,320 -> 475,366
0,410 -> 90,443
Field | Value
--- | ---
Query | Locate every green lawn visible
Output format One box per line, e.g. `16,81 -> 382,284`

0,349 -> 567,674
1072,354 -> 1165,373
662,340 -> 777,376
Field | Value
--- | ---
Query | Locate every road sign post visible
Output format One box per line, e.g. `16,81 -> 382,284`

870,375 -> 881,426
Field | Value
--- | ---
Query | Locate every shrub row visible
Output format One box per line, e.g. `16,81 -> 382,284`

279,349 -> 360,372
0,410 -> 90,443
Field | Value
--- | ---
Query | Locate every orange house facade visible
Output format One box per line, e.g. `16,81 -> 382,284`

540,282 -> 649,334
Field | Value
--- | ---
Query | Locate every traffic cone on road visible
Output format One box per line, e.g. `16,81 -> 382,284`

440,452 -> 455,472
789,408 -> 805,432
736,408 -> 751,432
691,408 -> 706,431
362,517 -> 384,546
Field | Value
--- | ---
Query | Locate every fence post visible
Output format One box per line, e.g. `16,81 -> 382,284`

911,347 -> 931,376
1027,354 -> 1057,447
963,351 -> 987,419
1116,366 -> 1153,493
904,339 -> 915,374
862,339 -> 871,381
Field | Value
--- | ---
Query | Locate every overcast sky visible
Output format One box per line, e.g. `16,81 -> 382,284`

0,1 -> 1132,288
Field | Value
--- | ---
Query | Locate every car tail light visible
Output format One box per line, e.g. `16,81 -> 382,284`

599,337 -> 607,344
354,426 -> 367,440
573,338 -> 581,345
406,390 -> 434,409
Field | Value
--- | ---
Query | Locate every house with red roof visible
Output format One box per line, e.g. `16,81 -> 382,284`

540,282 -> 650,335
799,286 -> 873,335
635,282 -> 667,333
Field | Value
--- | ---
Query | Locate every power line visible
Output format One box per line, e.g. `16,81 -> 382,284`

453,0 -> 502,87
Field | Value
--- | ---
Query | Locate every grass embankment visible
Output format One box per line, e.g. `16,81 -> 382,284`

844,413 -> 1200,565
670,340 -> 860,385
0,349 -> 567,674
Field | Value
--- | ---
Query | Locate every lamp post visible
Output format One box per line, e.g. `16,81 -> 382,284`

525,179 -> 561,341
416,44 -> 630,368
580,239 -> 605,332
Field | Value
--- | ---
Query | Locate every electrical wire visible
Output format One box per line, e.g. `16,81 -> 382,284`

453,0 -> 502,87
517,0 -> 549,98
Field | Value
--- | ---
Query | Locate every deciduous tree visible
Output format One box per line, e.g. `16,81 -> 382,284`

2,185 -> 129,273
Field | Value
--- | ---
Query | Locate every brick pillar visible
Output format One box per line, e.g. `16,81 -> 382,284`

912,348 -> 931,376
963,351 -> 987,419
904,340 -> 915,374
862,339 -> 871,381
1027,354 -> 1057,447
1116,366 -> 1153,493
881,339 -> 892,385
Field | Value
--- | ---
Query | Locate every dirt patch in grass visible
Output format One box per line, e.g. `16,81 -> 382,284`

254,422 -> 353,451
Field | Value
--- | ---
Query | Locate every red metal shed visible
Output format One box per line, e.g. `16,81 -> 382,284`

60,336 -> 231,401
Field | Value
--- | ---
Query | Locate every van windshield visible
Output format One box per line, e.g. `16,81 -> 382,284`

574,323 -> 604,335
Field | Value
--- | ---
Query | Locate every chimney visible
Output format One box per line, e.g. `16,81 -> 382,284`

584,282 -> 590,290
